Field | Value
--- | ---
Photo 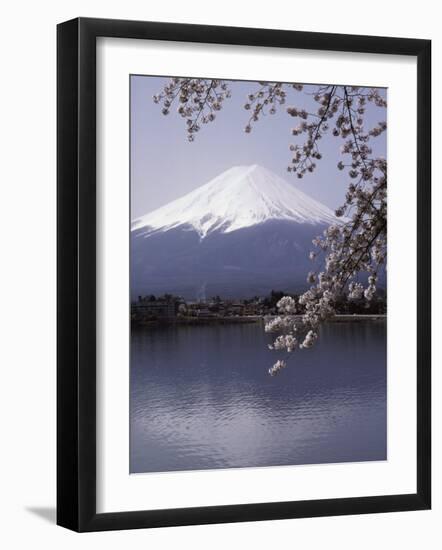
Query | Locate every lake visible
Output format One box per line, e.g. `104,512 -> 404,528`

130,320 -> 386,473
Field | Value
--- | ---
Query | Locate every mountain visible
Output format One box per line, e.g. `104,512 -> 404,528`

132,165 -> 338,238
131,165 -> 340,300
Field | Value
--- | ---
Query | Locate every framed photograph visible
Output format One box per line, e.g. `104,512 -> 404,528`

57,17 -> 431,532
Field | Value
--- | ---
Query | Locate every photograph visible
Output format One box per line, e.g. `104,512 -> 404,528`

130,75 -> 388,474
0,1 -> 434,542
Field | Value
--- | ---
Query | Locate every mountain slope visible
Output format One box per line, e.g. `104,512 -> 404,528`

132,164 -> 338,239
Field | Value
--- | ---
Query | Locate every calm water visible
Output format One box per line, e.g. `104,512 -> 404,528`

130,320 -> 386,473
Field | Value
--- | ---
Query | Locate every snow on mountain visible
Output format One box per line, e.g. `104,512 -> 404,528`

132,164 -> 339,238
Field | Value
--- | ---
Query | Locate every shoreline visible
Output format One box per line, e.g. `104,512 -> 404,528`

131,314 -> 386,328
326,314 -> 386,323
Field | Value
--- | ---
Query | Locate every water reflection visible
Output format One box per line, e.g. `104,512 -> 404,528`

130,321 -> 386,473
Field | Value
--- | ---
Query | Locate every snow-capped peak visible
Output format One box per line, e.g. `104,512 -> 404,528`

132,164 -> 340,238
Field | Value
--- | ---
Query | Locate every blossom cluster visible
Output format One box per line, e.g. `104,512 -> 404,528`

269,359 -> 287,376
285,86 -> 387,180
264,297 -> 318,355
242,82 -> 291,133
268,334 -> 298,352
153,78 -> 231,141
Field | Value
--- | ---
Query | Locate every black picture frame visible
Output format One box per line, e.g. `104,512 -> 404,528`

57,17 -> 431,532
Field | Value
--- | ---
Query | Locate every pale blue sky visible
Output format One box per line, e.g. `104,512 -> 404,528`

131,76 -> 386,220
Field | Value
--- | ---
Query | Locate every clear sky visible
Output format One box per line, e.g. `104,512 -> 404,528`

131,76 -> 386,220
